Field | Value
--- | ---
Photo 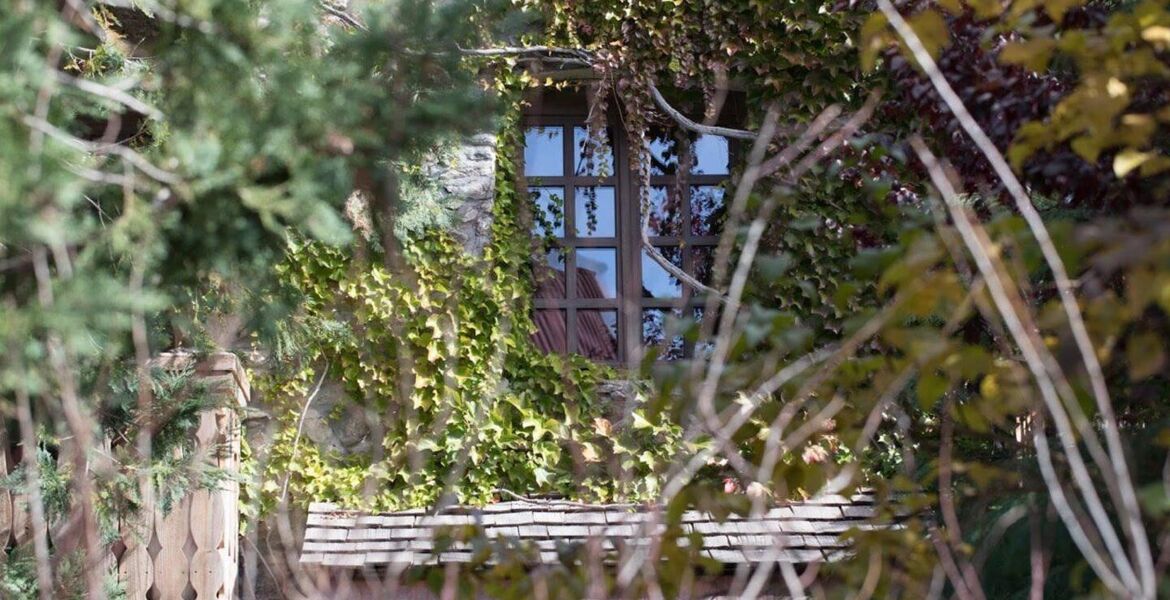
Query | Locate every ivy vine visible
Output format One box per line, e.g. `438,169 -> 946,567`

254,88 -> 684,513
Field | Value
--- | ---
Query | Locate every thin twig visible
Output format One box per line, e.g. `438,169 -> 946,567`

280,363 -> 330,503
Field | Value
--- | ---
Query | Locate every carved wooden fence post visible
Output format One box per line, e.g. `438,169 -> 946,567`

0,351 -> 247,598
117,351 -> 249,600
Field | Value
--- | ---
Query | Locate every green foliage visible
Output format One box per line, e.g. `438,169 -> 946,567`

257,100 -> 685,511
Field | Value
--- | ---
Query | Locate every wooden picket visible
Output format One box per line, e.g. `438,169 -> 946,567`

0,352 -> 248,599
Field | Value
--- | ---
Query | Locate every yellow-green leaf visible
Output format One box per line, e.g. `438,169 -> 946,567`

1114,149 -> 1154,177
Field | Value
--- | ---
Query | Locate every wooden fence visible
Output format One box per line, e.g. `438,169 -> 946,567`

0,351 -> 248,599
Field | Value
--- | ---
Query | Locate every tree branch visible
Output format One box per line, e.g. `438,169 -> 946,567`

22,115 -> 181,186
648,84 -> 757,140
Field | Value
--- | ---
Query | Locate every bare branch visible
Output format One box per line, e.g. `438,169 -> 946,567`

320,2 -> 367,31
55,72 -> 164,120
649,84 -> 757,140
23,115 -> 182,186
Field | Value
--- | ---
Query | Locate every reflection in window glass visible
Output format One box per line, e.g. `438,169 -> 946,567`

645,186 -> 682,237
692,246 -> 715,287
690,186 -> 726,236
641,247 -> 682,298
642,309 -> 684,360
577,310 -> 618,360
529,187 -> 565,237
647,132 -> 681,176
693,307 -> 715,358
575,187 -> 616,238
576,248 -> 618,299
534,248 -> 566,299
692,134 -> 730,175
574,127 -> 614,176
524,126 -> 564,177
533,310 -> 566,353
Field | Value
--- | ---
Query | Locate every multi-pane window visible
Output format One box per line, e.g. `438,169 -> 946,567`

524,114 -> 731,365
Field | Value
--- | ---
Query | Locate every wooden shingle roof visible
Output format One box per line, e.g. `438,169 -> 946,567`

300,494 -> 882,568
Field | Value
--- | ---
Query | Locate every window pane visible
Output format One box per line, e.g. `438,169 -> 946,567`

534,248 -> 566,299
692,246 -> 715,287
645,186 -> 682,237
575,187 -> 616,238
524,126 -> 564,177
533,310 -> 566,353
647,131 -> 681,176
692,134 -> 730,175
690,185 -> 726,236
576,309 -> 618,360
641,247 -> 682,299
576,248 -> 618,299
693,307 -> 716,359
529,187 -> 565,237
642,309 -> 684,361
574,127 -> 614,176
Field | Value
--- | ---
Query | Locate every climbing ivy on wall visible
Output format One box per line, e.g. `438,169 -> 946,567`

255,93 -> 685,512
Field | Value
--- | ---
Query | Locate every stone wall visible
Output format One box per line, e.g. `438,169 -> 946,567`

425,133 -> 497,257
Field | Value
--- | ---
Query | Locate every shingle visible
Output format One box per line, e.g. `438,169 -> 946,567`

484,511 -> 534,526
733,521 -> 783,535
517,525 -> 548,537
806,494 -> 851,505
356,541 -> 409,552
802,534 -> 846,548
303,542 -> 349,552
704,549 -> 745,563
764,507 -> 795,519
381,515 -> 417,527
603,511 -> 640,525
307,513 -> 357,527
419,514 -> 477,527
390,528 -> 418,540
565,512 -> 608,525
841,505 -> 875,519
532,511 -> 568,524
601,524 -> 636,537
700,534 -> 729,548
691,521 -> 737,535
790,505 -> 842,520
547,525 -> 589,537
322,553 -> 366,567
484,526 -> 520,538
304,527 -> 348,541
725,534 -> 788,548
364,551 -> 414,564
